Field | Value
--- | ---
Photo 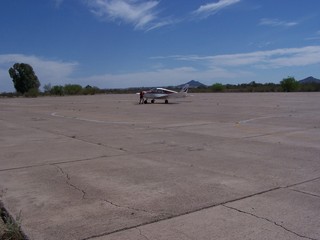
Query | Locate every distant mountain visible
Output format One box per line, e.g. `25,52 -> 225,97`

299,76 -> 320,84
178,80 -> 206,88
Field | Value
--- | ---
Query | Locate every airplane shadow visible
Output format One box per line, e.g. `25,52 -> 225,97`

134,102 -> 180,105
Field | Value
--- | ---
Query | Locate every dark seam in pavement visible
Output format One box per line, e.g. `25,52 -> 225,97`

11,120 -> 129,154
50,155 -> 110,166
240,126 -> 318,140
0,145 -> 184,173
0,165 -> 45,172
290,189 -> 320,199
222,205 -> 318,240
151,122 -> 215,130
2,160 -> 319,239
0,155 -> 109,172
284,176 -> 320,189
63,136 -> 128,153
34,126 -> 129,153
81,177 -> 320,240
242,133 -> 277,139
81,187 -> 281,240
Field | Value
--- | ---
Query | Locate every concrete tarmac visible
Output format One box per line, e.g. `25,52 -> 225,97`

0,93 -> 319,240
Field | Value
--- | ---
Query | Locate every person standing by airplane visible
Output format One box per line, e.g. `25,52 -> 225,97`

139,91 -> 144,104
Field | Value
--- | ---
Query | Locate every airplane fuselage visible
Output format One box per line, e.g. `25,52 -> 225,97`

139,85 -> 188,104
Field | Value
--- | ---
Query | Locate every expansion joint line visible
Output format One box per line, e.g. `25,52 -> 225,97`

284,176 -> 320,199
290,189 -> 320,199
223,205 -> 317,240
284,176 -> 320,189
81,180 -> 320,240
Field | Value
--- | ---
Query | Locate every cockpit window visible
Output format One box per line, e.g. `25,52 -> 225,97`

151,89 -> 164,93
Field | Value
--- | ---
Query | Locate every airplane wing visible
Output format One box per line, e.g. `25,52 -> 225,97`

156,88 -> 177,94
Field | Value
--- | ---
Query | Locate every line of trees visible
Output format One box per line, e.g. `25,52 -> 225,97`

44,84 -> 101,96
206,77 -> 320,93
4,63 -> 103,97
3,62 -> 320,98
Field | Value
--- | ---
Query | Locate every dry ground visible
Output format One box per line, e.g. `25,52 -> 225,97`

0,93 -> 319,240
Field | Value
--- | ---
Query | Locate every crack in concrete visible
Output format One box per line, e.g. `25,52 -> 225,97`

0,189 -> 7,199
223,205 -> 318,240
101,199 -> 153,215
82,176 -> 319,240
136,227 -> 151,240
55,165 -> 86,199
79,177 -> 320,240
55,165 -> 154,217
174,229 -> 194,240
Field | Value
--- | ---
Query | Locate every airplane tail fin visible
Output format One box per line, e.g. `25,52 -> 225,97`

174,84 -> 188,98
180,84 -> 189,93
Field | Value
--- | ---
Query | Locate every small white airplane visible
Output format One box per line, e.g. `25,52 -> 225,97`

139,84 -> 189,104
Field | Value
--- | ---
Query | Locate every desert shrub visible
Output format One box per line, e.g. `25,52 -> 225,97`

24,88 -> 39,98
0,207 -> 24,240
211,83 -> 225,92
63,84 -> 83,95
280,77 -> 300,92
50,85 -> 64,96
83,85 -> 99,95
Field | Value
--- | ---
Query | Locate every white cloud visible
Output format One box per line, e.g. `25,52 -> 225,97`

162,46 -> 320,69
0,54 -> 78,91
80,67 -> 197,88
193,0 -> 241,18
86,0 -> 172,31
305,30 -> 320,41
78,66 -> 253,89
84,0 -> 242,30
259,18 -> 298,27
2,46 -> 319,92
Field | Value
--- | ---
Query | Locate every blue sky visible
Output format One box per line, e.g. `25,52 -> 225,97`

1,0 -> 320,91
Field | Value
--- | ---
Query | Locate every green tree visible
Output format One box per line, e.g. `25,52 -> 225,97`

83,85 -> 99,95
280,77 -> 300,92
50,85 -> 64,96
211,83 -> 225,92
8,63 -> 40,94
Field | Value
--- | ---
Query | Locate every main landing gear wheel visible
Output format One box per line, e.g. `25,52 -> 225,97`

144,100 -> 148,104
165,100 -> 168,104
151,99 -> 155,103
